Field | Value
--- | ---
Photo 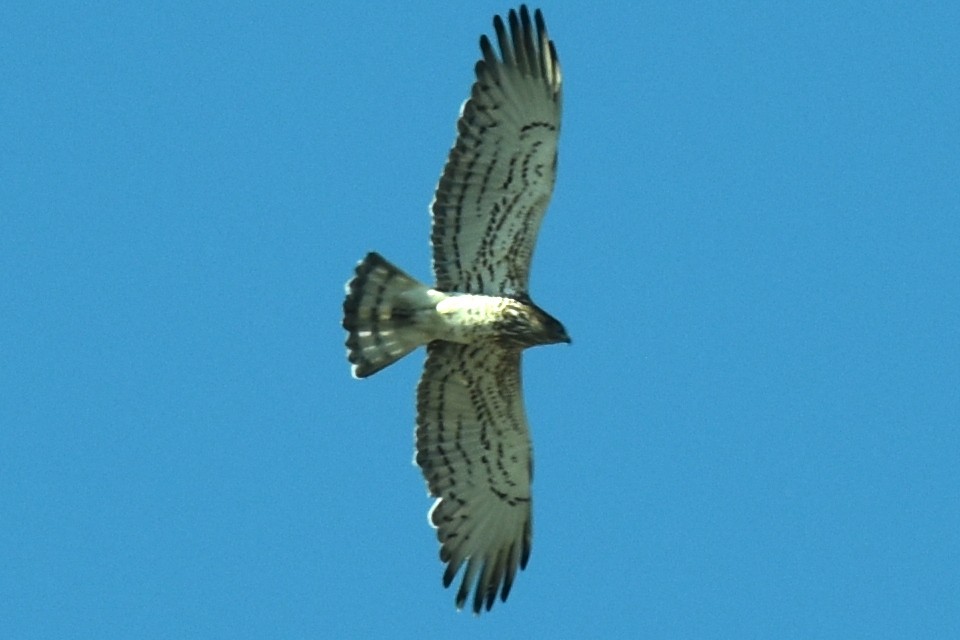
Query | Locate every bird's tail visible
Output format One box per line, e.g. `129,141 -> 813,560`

342,252 -> 437,378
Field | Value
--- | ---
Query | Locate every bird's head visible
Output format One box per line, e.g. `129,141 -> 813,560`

499,299 -> 570,348
536,307 -> 571,346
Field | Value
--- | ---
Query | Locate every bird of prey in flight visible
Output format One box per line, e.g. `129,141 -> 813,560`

343,5 -> 566,614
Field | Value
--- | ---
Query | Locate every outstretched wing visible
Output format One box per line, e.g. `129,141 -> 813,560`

416,341 -> 533,614
431,6 -> 562,296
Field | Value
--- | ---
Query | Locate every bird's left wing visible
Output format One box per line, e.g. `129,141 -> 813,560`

431,6 -> 562,296
416,341 -> 533,613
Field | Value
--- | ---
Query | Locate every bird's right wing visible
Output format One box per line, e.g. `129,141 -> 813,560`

430,6 -> 562,297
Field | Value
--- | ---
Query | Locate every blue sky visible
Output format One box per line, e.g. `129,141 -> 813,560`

3,2 -> 959,637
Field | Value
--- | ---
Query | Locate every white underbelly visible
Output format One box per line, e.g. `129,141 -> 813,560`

432,293 -> 510,344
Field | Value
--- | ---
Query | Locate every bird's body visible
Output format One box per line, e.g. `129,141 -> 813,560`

342,5 -> 566,614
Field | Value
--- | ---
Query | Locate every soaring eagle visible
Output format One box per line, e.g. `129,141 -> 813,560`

343,5 -> 566,614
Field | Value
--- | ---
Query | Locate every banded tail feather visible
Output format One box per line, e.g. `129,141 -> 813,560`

342,252 -> 436,378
